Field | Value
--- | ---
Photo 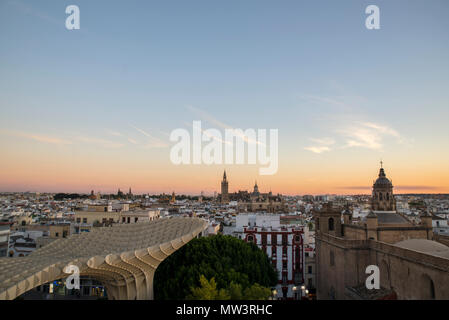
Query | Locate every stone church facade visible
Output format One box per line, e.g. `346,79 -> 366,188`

315,166 -> 449,300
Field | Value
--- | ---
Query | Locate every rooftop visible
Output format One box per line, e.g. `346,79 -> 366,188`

394,239 -> 449,259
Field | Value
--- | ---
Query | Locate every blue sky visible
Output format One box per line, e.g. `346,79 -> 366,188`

0,0 -> 448,194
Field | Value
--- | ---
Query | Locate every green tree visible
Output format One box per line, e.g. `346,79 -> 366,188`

242,283 -> 272,300
154,235 -> 277,300
187,275 -> 230,300
308,221 -> 314,231
228,282 -> 243,300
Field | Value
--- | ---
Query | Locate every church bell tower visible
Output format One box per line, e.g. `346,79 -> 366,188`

372,162 -> 396,211
221,170 -> 229,203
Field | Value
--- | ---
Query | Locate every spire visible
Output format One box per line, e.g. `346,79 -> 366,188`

223,170 -> 227,181
378,161 -> 386,178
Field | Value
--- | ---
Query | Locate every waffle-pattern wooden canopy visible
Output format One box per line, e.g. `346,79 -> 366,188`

0,217 -> 207,300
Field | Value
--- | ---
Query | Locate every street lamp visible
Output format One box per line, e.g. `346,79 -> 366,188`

292,286 -> 297,300
300,285 -> 306,300
272,289 -> 277,300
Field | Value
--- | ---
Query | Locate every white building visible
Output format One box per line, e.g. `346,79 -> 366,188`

0,222 -> 11,257
233,213 -> 305,300
432,215 -> 449,235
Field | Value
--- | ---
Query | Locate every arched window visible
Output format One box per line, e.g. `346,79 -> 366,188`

328,218 -> 334,231
421,274 -> 436,300
379,193 -> 383,200
430,279 -> 435,300
386,193 -> 389,201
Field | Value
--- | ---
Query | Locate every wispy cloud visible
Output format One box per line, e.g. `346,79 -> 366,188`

395,185 -> 441,191
186,105 -> 231,130
304,121 -> 405,154
1,130 -> 72,145
131,125 -> 169,148
183,121 -> 231,145
300,94 -> 351,109
304,137 -> 335,153
339,122 -> 402,150
8,0 -> 90,33
8,0 -> 60,25
186,105 -> 264,146
304,146 -> 331,154
337,186 -> 371,190
106,130 -> 123,137
338,185 -> 443,192
76,136 -> 124,149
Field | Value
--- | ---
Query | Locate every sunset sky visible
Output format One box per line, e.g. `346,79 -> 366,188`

1,0 -> 448,195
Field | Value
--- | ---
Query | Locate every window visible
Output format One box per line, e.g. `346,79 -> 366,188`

262,234 -> 267,245
430,280 -> 435,299
328,218 -> 334,231
308,266 -> 313,274
76,218 -> 81,223
272,234 -> 277,245
82,218 -> 87,224
247,235 -> 254,242
55,232 -> 59,237
282,287 -> 288,298
282,234 -> 288,246
283,261 -> 287,269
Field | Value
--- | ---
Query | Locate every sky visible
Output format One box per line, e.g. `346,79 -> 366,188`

0,0 -> 448,195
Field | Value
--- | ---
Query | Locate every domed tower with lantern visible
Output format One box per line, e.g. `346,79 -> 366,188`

371,162 -> 396,211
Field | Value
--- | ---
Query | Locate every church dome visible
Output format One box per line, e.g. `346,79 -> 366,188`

373,168 -> 393,188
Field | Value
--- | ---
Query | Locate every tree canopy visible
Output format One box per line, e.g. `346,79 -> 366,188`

186,275 -> 272,300
154,235 -> 278,300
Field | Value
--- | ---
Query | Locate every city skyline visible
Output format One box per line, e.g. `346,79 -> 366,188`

1,0 -> 449,195
0,164 -> 447,197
